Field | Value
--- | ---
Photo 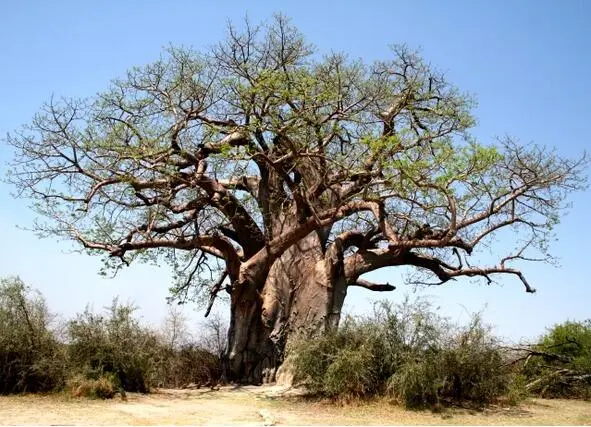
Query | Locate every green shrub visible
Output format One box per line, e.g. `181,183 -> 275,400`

291,299 -> 518,407
68,299 -> 223,391
505,374 -> 530,406
291,298 -> 446,399
322,341 -> 379,398
389,321 -> 512,407
522,320 -> 591,399
291,318 -> 388,398
0,277 -> 67,394
0,276 -> 224,395
68,299 -> 159,393
388,355 -> 443,407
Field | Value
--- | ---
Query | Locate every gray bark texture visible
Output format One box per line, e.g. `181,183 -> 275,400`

226,230 -> 348,384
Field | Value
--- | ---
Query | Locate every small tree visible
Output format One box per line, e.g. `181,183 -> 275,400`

199,314 -> 229,359
162,304 -> 191,351
6,16 -> 587,383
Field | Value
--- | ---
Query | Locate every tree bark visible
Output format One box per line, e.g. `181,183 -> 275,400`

226,231 -> 349,384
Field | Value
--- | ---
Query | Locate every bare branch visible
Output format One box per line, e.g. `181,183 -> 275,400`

351,279 -> 395,292
205,269 -> 229,317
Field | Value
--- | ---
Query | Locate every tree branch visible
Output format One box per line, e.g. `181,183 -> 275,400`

205,269 -> 229,317
351,279 -> 395,292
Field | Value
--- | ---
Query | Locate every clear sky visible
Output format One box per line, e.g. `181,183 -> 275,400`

1,0 -> 589,341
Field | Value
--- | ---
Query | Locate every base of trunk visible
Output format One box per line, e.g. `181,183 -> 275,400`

225,232 -> 348,384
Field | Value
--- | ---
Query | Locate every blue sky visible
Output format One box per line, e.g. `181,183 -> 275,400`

1,0 -> 589,341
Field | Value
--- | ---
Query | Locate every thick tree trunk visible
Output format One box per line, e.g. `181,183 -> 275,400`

226,231 -> 348,384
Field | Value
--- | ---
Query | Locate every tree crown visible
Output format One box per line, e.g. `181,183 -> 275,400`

6,16 -> 587,303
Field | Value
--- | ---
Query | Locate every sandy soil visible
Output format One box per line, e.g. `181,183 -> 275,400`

0,385 -> 589,425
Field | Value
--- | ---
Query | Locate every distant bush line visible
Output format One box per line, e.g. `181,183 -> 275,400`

0,276 -> 223,397
289,298 -> 591,407
1,276 -> 589,407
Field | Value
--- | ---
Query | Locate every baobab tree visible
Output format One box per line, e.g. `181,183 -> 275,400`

6,16 -> 586,383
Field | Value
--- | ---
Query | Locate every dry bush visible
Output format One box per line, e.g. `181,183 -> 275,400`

152,307 -> 223,388
155,344 -> 222,388
68,374 -> 117,399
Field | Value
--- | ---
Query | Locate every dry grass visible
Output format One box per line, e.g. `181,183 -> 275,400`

0,385 -> 589,425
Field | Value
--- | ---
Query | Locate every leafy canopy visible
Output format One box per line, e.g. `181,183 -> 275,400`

6,15 -> 587,302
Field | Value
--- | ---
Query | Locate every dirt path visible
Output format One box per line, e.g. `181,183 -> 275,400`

0,385 -> 589,425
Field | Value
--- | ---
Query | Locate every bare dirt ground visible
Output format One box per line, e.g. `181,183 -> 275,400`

0,385 -> 589,425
